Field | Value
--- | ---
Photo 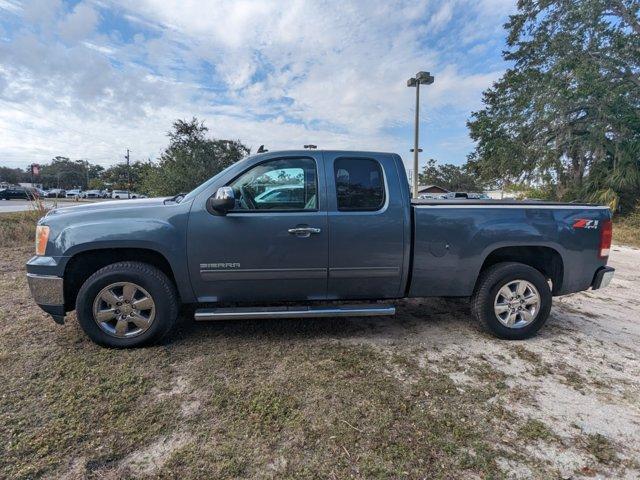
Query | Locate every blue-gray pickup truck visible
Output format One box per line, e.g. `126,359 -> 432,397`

27,150 -> 615,348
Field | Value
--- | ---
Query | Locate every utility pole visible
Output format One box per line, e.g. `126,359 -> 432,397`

125,149 -> 131,198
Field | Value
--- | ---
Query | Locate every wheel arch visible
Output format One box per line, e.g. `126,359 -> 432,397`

63,248 -> 180,311
475,245 -> 565,295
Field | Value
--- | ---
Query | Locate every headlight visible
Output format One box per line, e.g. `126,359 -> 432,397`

35,225 -> 50,256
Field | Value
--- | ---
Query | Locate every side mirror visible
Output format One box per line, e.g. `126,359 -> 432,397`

207,187 -> 235,215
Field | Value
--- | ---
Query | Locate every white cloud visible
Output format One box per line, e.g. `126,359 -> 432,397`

0,0 -> 516,168
58,3 -> 99,42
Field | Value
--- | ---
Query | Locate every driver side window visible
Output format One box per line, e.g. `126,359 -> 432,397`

229,157 -> 318,211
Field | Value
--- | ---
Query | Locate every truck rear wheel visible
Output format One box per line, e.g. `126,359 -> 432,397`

471,262 -> 552,340
75,261 -> 178,348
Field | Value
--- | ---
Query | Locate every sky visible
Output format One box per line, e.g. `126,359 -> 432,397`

0,0 -> 516,174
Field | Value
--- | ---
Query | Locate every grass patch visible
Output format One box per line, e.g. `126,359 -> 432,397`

583,433 -> 618,465
511,345 -> 542,364
0,210 -> 45,247
614,208 -> 640,248
518,419 -> 555,441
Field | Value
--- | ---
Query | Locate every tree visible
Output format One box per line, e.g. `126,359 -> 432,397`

37,156 -> 105,189
102,161 -> 152,191
467,0 -> 640,211
0,166 -> 28,185
142,118 -> 250,196
418,159 -> 484,192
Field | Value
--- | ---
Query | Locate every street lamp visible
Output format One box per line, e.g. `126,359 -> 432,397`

407,71 -> 434,198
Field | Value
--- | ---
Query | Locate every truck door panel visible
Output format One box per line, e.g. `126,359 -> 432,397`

187,154 -> 328,303
325,153 -> 407,299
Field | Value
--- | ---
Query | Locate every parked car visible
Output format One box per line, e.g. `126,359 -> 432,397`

254,185 -> 305,208
65,189 -> 82,198
0,186 -> 31,200
47,188 -> 66,198
27,150 -> 615,348
82,190 -> 103,199
111,190 -> 145,199
444,192 -> 470,199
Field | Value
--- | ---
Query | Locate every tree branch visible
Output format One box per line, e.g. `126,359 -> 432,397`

608,1 -> 640,36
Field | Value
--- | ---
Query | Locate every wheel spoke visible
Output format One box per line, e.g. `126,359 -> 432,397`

516,281 -> 527,296
506,312 -> 517,326
521,309 -> 534,323
122,283 -> 137,303
129,312 -> 150,329
524,293 -> 539,306
494,303 -> 510,314
132,296 -> 153,311
498,286 -> 513,300
95,309 -> 116,322
101,289 -> 121,306
115,318 -> 128,336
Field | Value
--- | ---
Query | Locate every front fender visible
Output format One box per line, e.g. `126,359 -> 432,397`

39,218 -> 193,303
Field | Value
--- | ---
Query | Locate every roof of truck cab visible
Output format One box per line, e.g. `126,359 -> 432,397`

250,149 -> 397,157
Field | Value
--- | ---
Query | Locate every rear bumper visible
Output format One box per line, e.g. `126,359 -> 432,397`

591,266 -> 615,290
26,273 -> 65,324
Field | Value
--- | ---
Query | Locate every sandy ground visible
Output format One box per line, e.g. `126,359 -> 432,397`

344,244 -> 640,478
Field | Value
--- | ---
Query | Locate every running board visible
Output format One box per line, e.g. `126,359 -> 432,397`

194,304 -> 395,321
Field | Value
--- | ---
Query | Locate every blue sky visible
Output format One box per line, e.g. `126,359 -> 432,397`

0,0 -> 515,174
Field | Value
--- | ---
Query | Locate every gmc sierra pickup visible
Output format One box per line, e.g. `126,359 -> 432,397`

27,150 -> 615,348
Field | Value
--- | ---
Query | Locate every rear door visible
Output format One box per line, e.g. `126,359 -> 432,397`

324,152 -> 408,299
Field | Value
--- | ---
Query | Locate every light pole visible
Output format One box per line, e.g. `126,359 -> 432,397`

407,71 -> 434,198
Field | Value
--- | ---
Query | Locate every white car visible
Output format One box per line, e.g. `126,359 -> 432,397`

82,190 -> 103,199
65,189 -> 82,198
111,190 -> 146,199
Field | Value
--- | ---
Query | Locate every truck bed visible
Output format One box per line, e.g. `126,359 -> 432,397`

408,200 -> 610,298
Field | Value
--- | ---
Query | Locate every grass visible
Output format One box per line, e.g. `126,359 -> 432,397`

0,209 -> 45,247
1,216 -> 637,478
614,207 -> 640,248
518,419 -> 555,442
583,433 -> 618,465
0,244 -> 535,479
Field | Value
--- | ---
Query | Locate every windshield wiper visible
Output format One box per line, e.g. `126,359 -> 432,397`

164,192 -> 187,204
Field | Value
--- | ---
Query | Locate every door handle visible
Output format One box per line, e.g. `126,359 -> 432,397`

288,227 -> 321,237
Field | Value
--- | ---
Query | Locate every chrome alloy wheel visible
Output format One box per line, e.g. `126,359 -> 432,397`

92,282 -> 156,338
493,279 -> 540,329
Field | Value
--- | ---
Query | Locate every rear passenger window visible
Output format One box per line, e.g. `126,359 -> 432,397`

334,158 -> 385,211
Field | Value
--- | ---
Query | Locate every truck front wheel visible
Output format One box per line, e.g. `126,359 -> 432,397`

75,261 -> 178,348
471,262 -> 552,340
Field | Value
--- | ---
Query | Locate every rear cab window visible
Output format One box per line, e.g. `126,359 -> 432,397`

334,158 -> 385,211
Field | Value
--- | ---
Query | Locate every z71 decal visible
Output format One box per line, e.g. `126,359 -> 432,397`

573,219 -> 599,229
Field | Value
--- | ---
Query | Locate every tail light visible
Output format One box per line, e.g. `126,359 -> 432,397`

599,219 -> 612,258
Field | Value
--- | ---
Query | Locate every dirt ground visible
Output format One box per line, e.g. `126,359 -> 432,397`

1,243 -> 639,479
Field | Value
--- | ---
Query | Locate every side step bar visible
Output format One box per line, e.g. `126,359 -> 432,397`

194,304 -> 396,321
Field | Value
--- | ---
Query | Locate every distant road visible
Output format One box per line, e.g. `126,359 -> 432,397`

0,198 -> 103,214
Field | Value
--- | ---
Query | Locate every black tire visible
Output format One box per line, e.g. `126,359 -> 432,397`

75,261 -> 178,348
471,262 -> 552,340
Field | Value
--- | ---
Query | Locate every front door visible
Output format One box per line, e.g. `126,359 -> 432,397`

187,154 -> 328,303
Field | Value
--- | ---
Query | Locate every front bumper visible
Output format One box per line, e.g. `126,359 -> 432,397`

591,266 -> 615,290
26,273 -> 65,324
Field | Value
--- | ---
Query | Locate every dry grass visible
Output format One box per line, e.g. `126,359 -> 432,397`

1,233 -> 639,478
614,207 -> 640,248
0,209 -> 46,247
